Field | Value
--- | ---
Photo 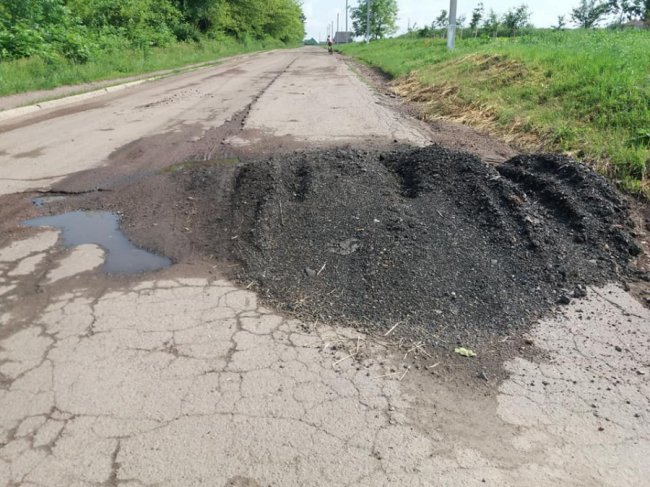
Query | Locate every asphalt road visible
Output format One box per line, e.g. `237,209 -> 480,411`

0,47 -> 648,486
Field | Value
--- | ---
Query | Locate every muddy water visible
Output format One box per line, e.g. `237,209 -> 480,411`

24,211 -> 171,273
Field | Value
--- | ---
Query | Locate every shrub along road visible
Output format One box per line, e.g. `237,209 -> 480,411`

0,47 -> 648,486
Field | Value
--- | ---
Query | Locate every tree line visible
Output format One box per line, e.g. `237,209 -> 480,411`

348,0 -> 649,42
0,0 -> 305,61
569,0 -> 649,28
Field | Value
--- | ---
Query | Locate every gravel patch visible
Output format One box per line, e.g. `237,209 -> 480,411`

187,145 -> 639,344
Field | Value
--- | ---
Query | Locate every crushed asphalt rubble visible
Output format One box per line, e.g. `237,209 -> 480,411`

183,144 -> 642,347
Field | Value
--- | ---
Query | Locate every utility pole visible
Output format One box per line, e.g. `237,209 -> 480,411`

447,0 -> 457,50
337,12 -> 340,35
345,0 -> 349,33
366,0 -> 371,43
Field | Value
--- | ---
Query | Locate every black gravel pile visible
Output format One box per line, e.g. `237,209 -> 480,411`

188,145 -> 639,343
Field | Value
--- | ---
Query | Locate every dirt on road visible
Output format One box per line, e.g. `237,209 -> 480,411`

180,145 -> 641,346
34,140 -> 647,381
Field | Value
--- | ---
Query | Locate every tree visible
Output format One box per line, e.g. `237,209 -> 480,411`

553,15 -> 567,29
0,0 -> 307,62
610,0 -> 650,22
469,2 -> 484,37
571,0 -> 614,27
0,0 -> 89,60
351,0 -> 398,40
482,9 -> 500,37
217,0 -> 304,43
434,9 -> 449,29
502,4 -> 531,36
456,14 -> 467,38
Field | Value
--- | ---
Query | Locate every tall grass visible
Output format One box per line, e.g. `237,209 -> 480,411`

340,30 -> 650,196
0,37 -> 289,97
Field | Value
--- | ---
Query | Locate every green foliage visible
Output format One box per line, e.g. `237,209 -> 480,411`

340,30 -> 650,196
502,5 -> 532,35
0,0 -> 305,62
67,0 -> 181,47
434,10 -> 449,29
553,15 -> 568,30
351,0 -> 398,40
610,0 -> 650,21
0,0 -> 89,60
482,9 -> 501,37
469,3 -> 484,34
571,0 -> 614,28
0,37 -> 285,96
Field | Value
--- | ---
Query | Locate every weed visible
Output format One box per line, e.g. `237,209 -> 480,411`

341,30 -> 650,197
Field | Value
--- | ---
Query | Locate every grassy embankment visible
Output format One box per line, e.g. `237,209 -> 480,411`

0,38 -> 289,97
340,30 -> 650,197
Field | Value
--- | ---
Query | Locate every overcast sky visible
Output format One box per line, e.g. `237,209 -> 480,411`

303,0 -> 581,40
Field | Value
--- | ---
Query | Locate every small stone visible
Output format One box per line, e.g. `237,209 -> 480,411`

304,267 -> 317,278
573,286 -> 587,298
614,345 -> 623,352
598,426 -> 605,432
558,295 -> 571,305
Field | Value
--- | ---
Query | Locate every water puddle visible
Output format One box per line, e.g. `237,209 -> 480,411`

24,211 -> 171,274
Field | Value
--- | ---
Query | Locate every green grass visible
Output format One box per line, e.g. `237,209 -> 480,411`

340,30 -> 650,196
0,37 -> 289,97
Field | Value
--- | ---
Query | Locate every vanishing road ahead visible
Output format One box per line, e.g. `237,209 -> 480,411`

0,47 -> 648,486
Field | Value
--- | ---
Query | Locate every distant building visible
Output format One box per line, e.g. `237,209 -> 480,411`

334,32 -> 354,44
304,38 -> 318,46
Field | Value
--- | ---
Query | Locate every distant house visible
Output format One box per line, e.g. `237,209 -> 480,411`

334,32 -> 354,44
304,38 -> 318,46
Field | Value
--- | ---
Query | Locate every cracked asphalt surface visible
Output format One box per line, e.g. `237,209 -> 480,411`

1,47 -> 649,486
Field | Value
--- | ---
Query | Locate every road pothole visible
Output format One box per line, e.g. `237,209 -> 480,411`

24,211 -> 171,274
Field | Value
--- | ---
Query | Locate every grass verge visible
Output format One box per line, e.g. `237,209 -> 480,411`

0,38 -> 290,98
340,30 -> 650,197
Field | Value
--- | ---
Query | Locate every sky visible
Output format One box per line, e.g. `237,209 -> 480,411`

302,0 -> 582,41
